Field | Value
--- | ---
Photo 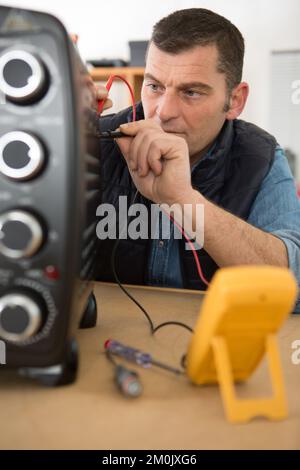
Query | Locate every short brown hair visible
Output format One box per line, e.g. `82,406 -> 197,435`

151,8 -> 245,92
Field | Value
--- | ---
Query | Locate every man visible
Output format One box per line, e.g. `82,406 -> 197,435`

95,8 -> 300,311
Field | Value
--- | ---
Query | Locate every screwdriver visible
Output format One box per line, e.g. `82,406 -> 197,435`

104,339 -> 184,375
114,364 -> 143,398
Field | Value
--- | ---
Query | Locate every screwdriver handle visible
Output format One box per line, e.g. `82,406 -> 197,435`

105,339 -> 152,368
114,365 -> 142,398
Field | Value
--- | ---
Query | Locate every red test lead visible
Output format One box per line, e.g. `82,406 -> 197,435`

97,74 -> 136,121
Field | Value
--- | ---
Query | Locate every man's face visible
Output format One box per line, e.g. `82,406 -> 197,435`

141,43 -> 230,160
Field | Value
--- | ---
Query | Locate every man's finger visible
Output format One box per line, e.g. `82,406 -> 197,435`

96,87 -> 109,100
128,130 -> 151,175
115,136 -> 133,162
102,98 -> 113,110
119,119 -> 160,136
147,145 -> 163,176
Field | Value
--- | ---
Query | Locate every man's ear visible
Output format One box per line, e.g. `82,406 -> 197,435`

225,82 -> 249,120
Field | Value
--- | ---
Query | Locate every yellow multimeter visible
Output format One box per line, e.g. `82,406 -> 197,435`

186,266 -> 298,423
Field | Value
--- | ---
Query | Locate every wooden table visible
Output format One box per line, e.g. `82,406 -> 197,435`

0,283 -> 299,450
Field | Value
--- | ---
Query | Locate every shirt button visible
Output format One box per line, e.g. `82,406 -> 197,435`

158,240 -> 164,248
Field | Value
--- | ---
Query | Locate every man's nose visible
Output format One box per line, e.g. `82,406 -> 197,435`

156,91 -> 180,122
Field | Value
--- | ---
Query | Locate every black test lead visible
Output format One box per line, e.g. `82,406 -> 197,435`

99,130 -> 127,139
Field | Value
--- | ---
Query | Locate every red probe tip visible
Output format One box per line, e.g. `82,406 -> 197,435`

104,339 -> 112,349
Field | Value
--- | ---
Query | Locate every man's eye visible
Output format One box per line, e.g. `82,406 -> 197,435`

184,90 -> 201,97
147,83 -> 160,92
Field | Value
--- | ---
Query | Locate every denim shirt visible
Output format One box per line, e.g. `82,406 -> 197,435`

146,146 -> 300,313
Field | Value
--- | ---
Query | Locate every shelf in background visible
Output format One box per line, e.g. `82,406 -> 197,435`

90,66 -> 145,103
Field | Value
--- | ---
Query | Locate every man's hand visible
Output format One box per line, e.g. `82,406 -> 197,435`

82,76 -> 113,113
116,120 -> 193,205
96,85 -> 113,112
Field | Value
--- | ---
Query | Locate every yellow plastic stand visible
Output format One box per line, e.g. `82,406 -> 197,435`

186,266 -> 298,424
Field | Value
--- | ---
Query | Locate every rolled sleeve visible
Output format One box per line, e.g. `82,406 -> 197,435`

248,147 -> 300,313
272,230 -> 300,312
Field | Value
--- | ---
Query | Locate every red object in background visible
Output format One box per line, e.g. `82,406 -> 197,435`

44,265 -> 60,280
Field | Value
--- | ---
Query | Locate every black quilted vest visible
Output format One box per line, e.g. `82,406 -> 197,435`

94,102 -> 276,290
